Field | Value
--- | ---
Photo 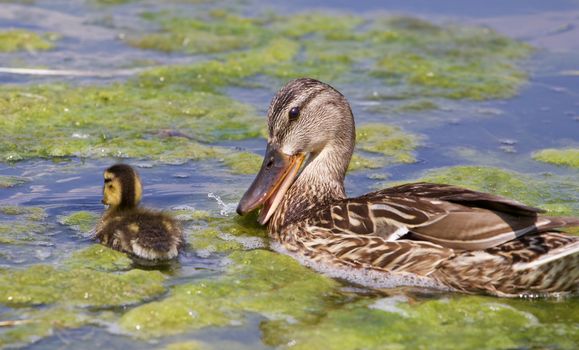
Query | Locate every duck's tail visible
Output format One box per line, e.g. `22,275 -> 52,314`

512,238 -> 579,271
432,231 -> 579,297
536,215 -> 579,232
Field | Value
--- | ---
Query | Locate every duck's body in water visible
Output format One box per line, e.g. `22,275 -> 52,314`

237,78 -> 579,297
95,164 -> 184,260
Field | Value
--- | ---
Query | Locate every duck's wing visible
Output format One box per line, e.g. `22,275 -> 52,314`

305,232 -> 455,276
371,182 -> 544,216
306,182 -> 579,251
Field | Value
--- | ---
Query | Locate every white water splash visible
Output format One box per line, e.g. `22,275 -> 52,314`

207,192 -> 237,216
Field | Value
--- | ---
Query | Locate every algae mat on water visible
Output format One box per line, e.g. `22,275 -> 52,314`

0,10 -> 532,169
0,85 -> 260,166
0,30 -> 57,53
2,2 -> 576,349
1,167 -> 579,348
533,148 -> 579,169
132,11 -> 531,100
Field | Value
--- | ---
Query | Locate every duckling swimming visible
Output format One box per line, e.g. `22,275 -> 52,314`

237,78 -> 579,297
95,164 -> 184,260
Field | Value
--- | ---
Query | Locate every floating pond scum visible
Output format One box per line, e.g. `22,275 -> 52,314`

0,0 -> 578,349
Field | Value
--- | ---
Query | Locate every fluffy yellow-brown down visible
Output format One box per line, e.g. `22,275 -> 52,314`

95,164 -> 184,260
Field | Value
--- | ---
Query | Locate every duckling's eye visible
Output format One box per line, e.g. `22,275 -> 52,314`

288,106 -> 300,121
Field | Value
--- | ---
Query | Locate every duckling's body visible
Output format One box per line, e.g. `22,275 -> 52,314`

95,164 -> 183,260
237,78 -> 579,297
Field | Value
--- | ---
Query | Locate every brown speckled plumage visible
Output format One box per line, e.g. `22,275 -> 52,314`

95,164 -> 184,260
239,78 -> 579,297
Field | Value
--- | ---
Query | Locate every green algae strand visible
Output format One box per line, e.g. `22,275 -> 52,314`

356,123 -> 420,164
65,245 -> 133,271
533,148 -> 579,168
119,250 -> 339,338
59,211 -> 100,233
0,265 -> 165,307
0,30 -> 56,52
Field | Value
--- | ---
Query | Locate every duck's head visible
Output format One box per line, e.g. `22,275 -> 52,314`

102,164 -> 143,210
237,78 -> 355,224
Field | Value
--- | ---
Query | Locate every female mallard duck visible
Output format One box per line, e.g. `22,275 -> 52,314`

237,78 -> 579,297
95,164 -> 184,260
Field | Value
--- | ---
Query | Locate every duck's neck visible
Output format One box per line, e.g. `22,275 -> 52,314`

268,144 -> 351,233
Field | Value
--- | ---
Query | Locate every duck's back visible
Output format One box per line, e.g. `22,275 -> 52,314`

96,209 -> 183,260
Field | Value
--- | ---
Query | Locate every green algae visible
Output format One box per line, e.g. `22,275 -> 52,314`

186,210 -> 265,253
0,175 -> 28,188
533,148 -> 579,168
348,153 -> 387,172
0,83 -> 262,163
0,307 -> 88,349
0,222 -> 47,244
0,206 -> 45,221
0,12 -> 532,165
270,13 -> 364,39
128,12 -> 268,54
356,124 -> 420,164
0,4 -> 569,350
396,99 -> 440,112
0,264 -> 165,307
65,245 -> 133,271
221,151 -> 262,175
138,38 -> 300,91
346,122 -> 422,173
164,341 -> 208,350
133,11 -> 530,97
387,166 -> 579,217
188,227 -> 244,252
59,211 -> 100,233
0,30 -> 56,53
0,206 -> 49,244
261,295 -> 578,350
119,249 -> 339,338
370,17 -> 532,100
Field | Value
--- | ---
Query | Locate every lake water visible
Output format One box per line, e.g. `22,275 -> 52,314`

1,0 -> 578,349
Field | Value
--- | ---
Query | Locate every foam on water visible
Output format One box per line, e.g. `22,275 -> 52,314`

270,242 -> 452,292
485,302 -> 540,325
218,233 -> 266,250
368,295 -> 410,317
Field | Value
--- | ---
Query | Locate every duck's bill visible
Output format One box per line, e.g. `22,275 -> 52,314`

236,144 -> 305,225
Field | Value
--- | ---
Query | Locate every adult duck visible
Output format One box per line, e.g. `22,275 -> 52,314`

237,78 -> 579,297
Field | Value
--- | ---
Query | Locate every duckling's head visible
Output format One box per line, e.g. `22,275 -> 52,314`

102,164 -> 142,210
237,78 -> 355,224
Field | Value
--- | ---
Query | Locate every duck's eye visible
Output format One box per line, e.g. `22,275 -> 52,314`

288,106 -> 300,121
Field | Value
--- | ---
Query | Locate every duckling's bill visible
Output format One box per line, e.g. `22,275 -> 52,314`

237,144 -> 305,224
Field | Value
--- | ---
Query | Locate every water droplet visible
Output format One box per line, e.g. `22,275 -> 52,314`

208,192 -> 236,216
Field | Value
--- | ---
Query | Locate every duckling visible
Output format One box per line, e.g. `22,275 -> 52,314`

95,164 -> 184,260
